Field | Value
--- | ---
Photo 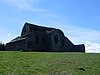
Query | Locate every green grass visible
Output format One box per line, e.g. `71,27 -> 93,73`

0,51 -> 100,75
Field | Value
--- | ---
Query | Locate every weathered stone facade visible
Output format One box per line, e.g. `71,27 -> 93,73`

6,22 -> 85,52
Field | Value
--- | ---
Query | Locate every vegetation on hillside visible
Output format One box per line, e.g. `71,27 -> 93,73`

0,51 -> 100,75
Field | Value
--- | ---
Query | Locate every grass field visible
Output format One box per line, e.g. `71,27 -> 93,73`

0,51 -> 100,75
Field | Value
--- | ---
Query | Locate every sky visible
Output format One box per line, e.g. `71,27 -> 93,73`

0,0 -> 100,53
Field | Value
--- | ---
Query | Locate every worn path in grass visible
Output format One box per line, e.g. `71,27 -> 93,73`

0,51 -> 100,75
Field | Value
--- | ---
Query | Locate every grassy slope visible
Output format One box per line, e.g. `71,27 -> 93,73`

0,51 -> 100,75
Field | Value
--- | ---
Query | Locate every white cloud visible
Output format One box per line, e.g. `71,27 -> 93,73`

68,27 -> 100,44
3,0 -> 31,9
2,0 -> 46,12
85,41 -> 100,53
8,33 -> 11,36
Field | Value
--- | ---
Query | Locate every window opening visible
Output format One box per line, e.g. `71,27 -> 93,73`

36,36 -> 39,44
55,35 -> 58,44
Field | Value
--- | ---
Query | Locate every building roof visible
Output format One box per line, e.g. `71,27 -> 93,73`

9,36 -> 27,43
25,22 -> 62,32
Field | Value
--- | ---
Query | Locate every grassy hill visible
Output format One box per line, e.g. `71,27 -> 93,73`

0,51 -> 100,75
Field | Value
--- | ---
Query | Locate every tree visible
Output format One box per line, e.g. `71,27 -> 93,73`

0,41 -> 6,50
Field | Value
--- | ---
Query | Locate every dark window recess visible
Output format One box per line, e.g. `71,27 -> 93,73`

42,37 -> 44,44
62,38 -> 64,46
36,36 -> 39,44
55,35 -> 58,44
24,29 -> 26,32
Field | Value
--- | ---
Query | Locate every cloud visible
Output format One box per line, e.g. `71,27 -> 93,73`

67,27 -> 100,44
8,33 -> 11,36
3,0 -> 31,9
2,0 -> 46,12
85,41 -> 100,53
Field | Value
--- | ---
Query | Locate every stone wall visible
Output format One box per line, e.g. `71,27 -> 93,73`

50,29 -> 65,51
6,38 -> 27,51
73,44 -> 85,52
26,32 -> 51,51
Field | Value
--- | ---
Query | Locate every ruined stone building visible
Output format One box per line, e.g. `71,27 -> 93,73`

6,22 -> 85,52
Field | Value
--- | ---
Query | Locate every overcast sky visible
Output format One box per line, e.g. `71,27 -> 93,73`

0,0 -> 100,53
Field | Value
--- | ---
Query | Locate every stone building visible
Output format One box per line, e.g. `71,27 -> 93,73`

6,22 -> 85,52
